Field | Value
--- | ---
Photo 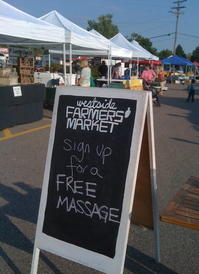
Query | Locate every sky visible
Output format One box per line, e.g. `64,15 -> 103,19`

3,0 -> 199,54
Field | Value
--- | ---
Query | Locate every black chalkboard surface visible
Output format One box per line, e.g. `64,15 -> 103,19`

42,95 -> 137,258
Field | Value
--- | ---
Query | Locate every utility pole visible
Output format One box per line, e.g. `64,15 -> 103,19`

170,0 -> 186,55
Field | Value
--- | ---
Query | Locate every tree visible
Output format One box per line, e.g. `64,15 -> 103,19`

126,33 -> 157,55
190,46 -> 199,62
175,44 -> 186,58
186,53 -> 192,61
87,14 -> 119,39
158,49 -> 173,60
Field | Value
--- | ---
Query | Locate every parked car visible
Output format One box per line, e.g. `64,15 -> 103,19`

0,52 -> 8,62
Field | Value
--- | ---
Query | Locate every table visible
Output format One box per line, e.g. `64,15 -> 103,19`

160,176 -> 199,231
96,78 -> 125,83
0,84 -> 45,131
96,78 -> 143,90
96,78 -> 109,87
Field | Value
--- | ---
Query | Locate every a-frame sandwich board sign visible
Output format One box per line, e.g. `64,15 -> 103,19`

131,96 -> 160,263
31,86 -> 160,274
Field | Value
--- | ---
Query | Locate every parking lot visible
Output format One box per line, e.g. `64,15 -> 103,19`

0,83 -> 199,274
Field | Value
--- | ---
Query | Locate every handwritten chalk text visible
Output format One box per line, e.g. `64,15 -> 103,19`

65,98 -> 130,133
56,195 -> 120,224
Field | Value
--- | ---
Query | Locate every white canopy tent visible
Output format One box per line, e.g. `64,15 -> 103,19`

47,26 -> 132,59
0,0 -> 65,46
40,11 -> 133,83
49,28 -> 134,81
131,40 -> 159,61
111,33 -> 154,76
39,10 -> 110,51
88,29 -> 132,59
88,29 -> 134,80
0,1 -> 110,85
40,10 -> 112,84
110,33 -> 152,59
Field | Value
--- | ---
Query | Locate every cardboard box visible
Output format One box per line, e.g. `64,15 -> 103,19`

0,77 -> 18,85
0,68 -> 12,77
123,79 -> 143,90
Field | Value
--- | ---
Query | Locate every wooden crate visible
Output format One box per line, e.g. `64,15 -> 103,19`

18,57 -> 34,84
160,176 -> 199,231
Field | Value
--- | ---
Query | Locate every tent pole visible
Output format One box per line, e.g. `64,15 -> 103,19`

69,43 -> 72,85
137,58 -> 139,77
129,61 -> 132,77
63,43 -> 66,86
108,46 -> 111,86
48,53 -> 50,72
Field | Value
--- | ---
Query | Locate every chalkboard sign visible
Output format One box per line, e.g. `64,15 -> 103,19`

31,87 -> 151,274
43,95 -> 136,258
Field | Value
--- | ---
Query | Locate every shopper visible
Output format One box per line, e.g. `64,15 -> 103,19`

112,62 -> 121,79
98,60 -> 108,78
72,61 -> 80,75
187,79 -> 196,102
157,66 -> 166,95
141,64 -> 156,83
75,60 -> 91,87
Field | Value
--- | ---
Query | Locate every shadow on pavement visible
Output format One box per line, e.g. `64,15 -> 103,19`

170,137 -> 199,145
0,182 -> 63,273
158,92 -> 199,132
125,245 -> 178,274
1,182 -> 179,274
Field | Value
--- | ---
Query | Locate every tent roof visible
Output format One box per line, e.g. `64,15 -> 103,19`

89,29 -> 103,37
179,56 -> 196,66
194,61 -> 199,66
0,0 -> 65,45
40,11 -> 109,51
49,48 -> 132,59
161,55 -> 196,66
89,29 -> 132,59
131,40 -> 159,61
110,33 -> 152,59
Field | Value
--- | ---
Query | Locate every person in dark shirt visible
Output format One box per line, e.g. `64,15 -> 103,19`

187,79 -> 196,102
98,60 -> 108,78
72,61 -> 80,74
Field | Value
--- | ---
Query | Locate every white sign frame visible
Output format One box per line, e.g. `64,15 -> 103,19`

31,86 -> 156,274
13,86 -> 22,97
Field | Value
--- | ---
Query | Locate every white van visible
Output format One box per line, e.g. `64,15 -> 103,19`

0,52 -> 8,62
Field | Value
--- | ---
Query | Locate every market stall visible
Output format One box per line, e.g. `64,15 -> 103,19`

161,55 -> 196,83
0,84 -> 45,131
0,1 -> 65,130
110,33 -> 154,59
40,11 -> 132,84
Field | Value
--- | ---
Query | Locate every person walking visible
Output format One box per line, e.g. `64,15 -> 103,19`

187,79 -> 196,102
157,66 -> 166,95
75,60 -> 91,87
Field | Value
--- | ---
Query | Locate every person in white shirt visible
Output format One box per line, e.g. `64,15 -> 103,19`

52,70 -> 65,85
75,60 -> 91,87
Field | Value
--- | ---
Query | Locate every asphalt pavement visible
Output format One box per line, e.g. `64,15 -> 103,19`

0,82 -> 199,274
